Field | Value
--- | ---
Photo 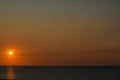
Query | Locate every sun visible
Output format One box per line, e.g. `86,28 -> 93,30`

9,51 -> 13,56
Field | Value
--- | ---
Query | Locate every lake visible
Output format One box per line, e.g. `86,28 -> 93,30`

0,66 -> 120,80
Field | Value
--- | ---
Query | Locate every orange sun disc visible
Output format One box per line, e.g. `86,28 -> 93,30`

9,51 -> 13,55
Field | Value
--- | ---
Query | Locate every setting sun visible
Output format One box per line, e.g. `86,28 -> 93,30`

9,51 -> 13,56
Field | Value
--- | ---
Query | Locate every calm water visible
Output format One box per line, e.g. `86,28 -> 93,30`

0,66 -> 120,80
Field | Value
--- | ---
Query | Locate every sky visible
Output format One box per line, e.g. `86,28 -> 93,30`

0,0 -> 120,66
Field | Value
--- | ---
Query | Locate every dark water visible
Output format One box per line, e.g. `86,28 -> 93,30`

0,66 -> 120,80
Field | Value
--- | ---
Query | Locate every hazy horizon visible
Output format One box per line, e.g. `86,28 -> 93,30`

0,0 -> 120,66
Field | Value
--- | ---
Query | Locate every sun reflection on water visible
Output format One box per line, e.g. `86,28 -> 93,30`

6,67 -> 16,80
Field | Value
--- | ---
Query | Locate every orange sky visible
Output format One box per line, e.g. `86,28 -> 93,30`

0,0 -> 120,66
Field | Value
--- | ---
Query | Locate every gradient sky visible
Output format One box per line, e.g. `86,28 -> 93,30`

0,0 -> 120,66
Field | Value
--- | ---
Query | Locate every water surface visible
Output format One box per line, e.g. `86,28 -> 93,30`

0,66 -> 120,80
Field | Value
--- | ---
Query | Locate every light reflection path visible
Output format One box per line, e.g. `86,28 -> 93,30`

6,67 -> 16,80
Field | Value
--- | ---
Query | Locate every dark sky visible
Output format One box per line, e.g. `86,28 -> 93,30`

0,0 -> 120,66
